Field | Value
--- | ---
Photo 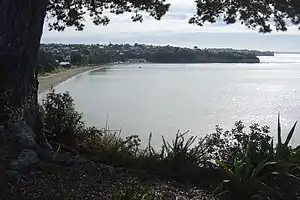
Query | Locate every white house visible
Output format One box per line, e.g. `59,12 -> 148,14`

59,62 -> 71,68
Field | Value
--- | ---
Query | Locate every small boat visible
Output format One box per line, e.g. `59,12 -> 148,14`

139,66 -> 141,69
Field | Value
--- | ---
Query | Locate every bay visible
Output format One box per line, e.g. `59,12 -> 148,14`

52,54 -> 300,147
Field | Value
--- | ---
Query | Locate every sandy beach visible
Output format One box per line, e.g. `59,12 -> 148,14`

38,66 -> 102,94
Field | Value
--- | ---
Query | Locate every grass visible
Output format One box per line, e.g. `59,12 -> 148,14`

42,90 -> 300,200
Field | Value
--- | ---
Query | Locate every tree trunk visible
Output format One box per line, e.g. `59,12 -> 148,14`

0,0 -> 48,132
0,1 -> 52,185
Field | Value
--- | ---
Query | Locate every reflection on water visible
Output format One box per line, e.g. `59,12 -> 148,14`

53,54 -> 300,147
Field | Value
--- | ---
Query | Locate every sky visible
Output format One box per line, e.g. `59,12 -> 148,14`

41,0 -> 300,51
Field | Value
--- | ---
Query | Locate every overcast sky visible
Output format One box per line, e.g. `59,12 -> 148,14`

41,0 -> 300,51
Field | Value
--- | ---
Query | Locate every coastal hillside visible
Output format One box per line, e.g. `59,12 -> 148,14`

40,43 -> 266,64
204,48 -> 274,56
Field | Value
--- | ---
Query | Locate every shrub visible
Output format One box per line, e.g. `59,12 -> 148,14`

161,130 -> 208,166
216,140 -> 278,199
275,113 -> 298,160
215,116 -> 300,200
42,89 -> 84,146
80,129 -> 143,167
155,131 -> 210,179
205,121 -> 273,167
268,114 -> 300,200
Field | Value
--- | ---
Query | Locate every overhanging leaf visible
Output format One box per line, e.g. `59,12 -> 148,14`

251,160 -> 277,179
284,121 -> 298,146
278,112 -> 282,145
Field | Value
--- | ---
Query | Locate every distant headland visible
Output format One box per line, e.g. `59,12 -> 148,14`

276,51 -> 300,54
39,43 -> 276,67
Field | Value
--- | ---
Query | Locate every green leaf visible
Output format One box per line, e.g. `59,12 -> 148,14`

270,139 -> 275,159
244,138 -> 251,178
294,145 -> 300,151
271,171 -> 279,175
286,173 -> 300,181
277,112 -> 282,145
233,158 -> 244,178
216,160 -> 235,179
251,160 -> 277,179
284,121 -> 298,146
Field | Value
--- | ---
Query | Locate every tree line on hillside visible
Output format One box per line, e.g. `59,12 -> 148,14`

38,43 -> 278,73
39,43 -> 269,68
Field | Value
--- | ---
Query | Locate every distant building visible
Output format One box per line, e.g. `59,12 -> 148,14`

59,62 -> 71,68
65,55 -> 71,61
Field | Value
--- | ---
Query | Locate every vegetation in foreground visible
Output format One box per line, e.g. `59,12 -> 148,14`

38,90 -> 300,200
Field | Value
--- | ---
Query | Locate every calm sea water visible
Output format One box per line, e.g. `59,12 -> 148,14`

46,54 -> 300,146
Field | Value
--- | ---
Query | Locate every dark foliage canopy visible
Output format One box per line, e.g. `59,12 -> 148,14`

46,0 -> 170,31
190,0 -> 300,33
46,0 -> 300,33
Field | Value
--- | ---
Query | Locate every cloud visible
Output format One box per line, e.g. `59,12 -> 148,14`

41,0 -> 300,51
165,13 -> 189,20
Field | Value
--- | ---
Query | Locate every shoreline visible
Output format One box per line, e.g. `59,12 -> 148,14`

38,66 -> 104,94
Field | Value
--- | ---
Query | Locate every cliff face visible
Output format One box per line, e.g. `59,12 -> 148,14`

240,57 -> 260,63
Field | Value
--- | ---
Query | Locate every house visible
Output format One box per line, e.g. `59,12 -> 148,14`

59,62 -> 71,68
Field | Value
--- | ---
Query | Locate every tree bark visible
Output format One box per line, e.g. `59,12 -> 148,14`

0,0 -> 48,132
0,1 -> 53,187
